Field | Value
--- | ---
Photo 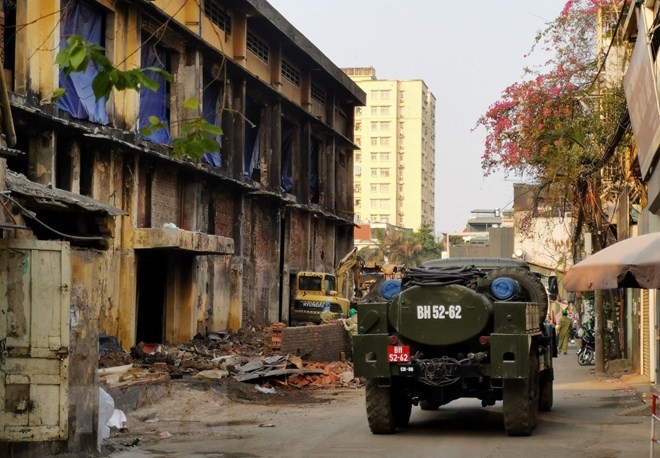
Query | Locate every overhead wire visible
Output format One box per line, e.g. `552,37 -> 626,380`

0,192 -> 105,241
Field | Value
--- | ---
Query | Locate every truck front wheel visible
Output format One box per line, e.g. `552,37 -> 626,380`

539,368 -> 553,412
365,379 -> 410,434
503,352 -> 539,436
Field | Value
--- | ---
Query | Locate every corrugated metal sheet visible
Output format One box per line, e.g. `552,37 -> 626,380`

6,170 -> 126,216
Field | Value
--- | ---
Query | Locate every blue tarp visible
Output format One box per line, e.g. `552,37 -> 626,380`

281,126 -> 293,193
58,0 -> 108,124
310,140 -> 319,199
139,43 -> 171,144
202,70 -> 222,168
243,101 -> 261,179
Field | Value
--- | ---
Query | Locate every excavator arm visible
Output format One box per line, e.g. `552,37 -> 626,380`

335,247 -> 363,300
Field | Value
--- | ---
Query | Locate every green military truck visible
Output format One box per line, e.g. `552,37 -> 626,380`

353,258 -> 554,436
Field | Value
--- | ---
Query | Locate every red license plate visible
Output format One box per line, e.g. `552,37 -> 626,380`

387,345 -> 410,363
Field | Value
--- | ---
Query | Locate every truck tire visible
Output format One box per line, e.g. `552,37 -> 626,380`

487,267 -> 548,324
539,368 -> 553,412
393,395 -> 412,428
419,400 -> 440,411
503,352 -> 539,436
365,379 -> 396,434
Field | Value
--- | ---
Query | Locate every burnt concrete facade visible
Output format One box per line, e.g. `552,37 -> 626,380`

0,0 -> 363,455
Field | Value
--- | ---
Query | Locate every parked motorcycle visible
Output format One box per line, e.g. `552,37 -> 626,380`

577,327 -> 595,365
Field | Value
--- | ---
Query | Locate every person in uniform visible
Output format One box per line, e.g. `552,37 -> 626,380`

556,309 -> 572,355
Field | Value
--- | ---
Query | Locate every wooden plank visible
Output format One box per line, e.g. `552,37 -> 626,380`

3,425 -> 62,441
5,247 -> 31,349
0,239 -> 69,441
31,249 -> 61,350
0,239 -> 66,251
30,384 -> 60,426
3,357 -> 60,375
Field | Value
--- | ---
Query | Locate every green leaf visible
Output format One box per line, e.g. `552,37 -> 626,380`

70,46 -> 88,71
183,98 -> 199,110
55,49 -> 69,68
203,124 -> 223,136
92,72 -> 112,100
51,87 -> 66,102
186,141 -> 205,158
136,72 -> 160,92
67,35 -> 81,47
148,115 -> 161,125
201,136 -> 220,152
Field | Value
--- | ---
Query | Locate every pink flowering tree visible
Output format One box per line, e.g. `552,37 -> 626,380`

476,0 -> 637,250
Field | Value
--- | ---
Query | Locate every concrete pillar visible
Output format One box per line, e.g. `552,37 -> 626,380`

28,130 -> 55,186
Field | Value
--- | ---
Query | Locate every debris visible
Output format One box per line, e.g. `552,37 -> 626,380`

108,409 -> 127,430
98,364 -> 133,385
96,319 -> 360,392
99,333 -> 122,353
258,423 -> 276,428
121,437 -> 141,447
233,355 -> 325,382
285,361 -> 362,389
255,385 -> 276,394
98,388 -> 115,451
159,431 -> 172,439
193,369 -> 229,380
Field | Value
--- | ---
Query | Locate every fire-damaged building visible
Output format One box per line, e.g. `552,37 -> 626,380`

0,0 -> 364,454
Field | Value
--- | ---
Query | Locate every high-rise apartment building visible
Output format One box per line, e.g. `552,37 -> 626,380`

343,67 -> 436,231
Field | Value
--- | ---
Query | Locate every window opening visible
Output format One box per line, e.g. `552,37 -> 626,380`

281,118 -> 294,193
310,83 -> 326,104
79,145 -> 94,197
203,0 -> 232,35
202,65 -> 223,168
139,40 -> 171,144
58,0 -> 108,124
310,138 -> 320,203
243,97 -> 262,180
3,0 -> 16,86
281,59 -> 300,87
247,30 -> 269,63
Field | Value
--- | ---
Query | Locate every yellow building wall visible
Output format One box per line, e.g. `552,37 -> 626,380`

201,16 -> 234,57
280,79 -> 301,105
15,0 -> 60,97
246,54 -> 271,82
111,4 -> 141,130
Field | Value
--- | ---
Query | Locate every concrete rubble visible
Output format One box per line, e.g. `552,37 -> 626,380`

98,320 -> 363,391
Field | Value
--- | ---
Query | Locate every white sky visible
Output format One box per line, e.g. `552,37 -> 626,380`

267,0 -> 567,234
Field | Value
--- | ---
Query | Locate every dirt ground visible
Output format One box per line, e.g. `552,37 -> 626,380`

101,376 -> 352,456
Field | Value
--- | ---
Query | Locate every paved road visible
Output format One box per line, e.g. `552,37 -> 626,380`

107,341 -> 651,458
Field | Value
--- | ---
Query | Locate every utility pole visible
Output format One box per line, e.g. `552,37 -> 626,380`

593,211 -> 605,374
595,289 -> 605,374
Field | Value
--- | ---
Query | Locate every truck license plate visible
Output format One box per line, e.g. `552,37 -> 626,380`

387,345 -> 410,363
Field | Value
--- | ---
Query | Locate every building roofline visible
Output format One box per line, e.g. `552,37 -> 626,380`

244,0 -> 367,105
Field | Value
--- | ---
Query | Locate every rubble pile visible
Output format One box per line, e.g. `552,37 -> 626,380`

98,320 -> 361,390
286,360 -> 362,389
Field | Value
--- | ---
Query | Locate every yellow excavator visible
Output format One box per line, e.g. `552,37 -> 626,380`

289,248 -> 363,325
289,248 -> 402,325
